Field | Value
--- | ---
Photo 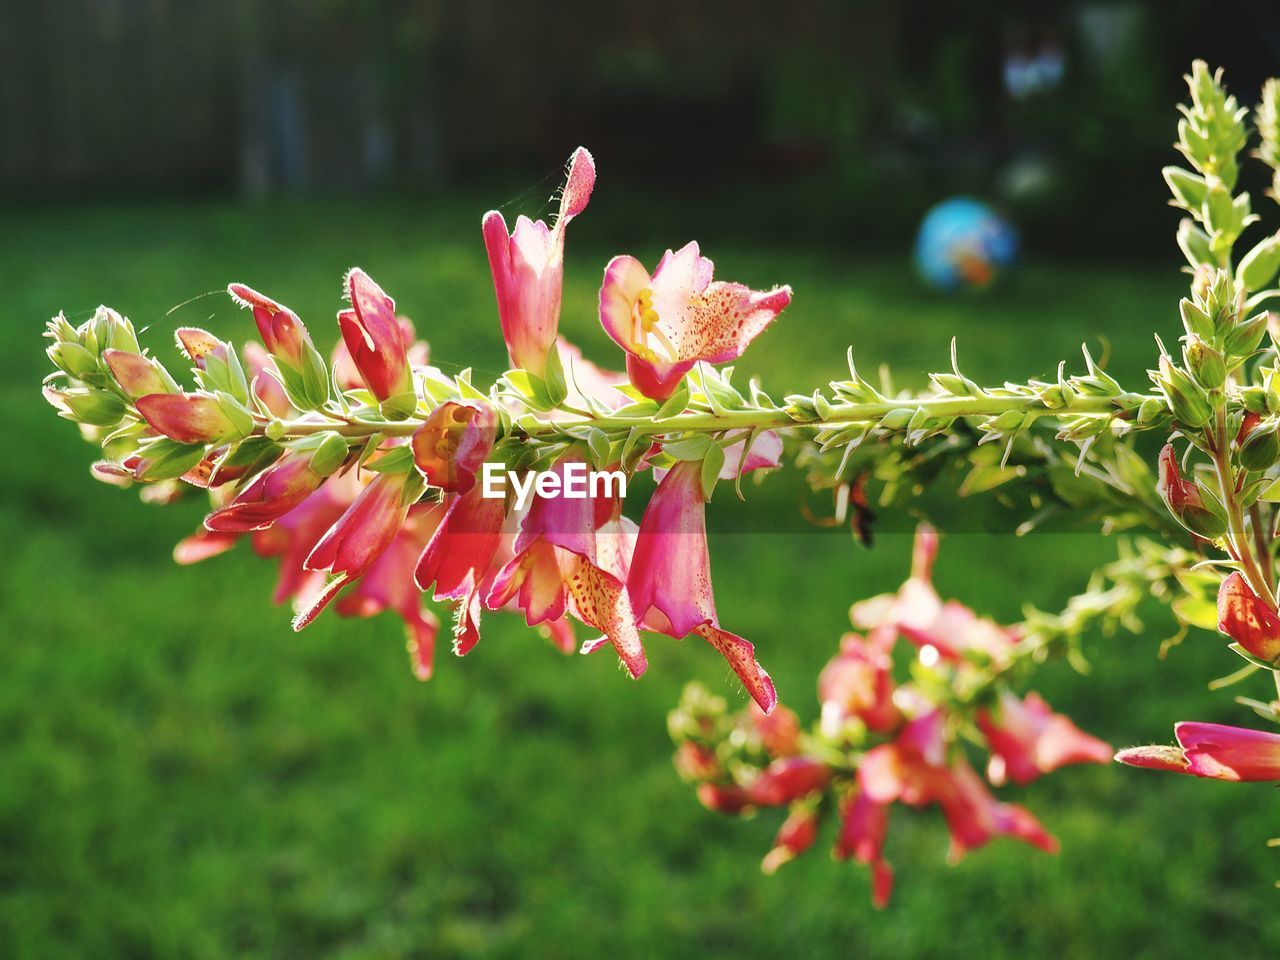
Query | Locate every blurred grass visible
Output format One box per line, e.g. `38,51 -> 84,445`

3,195 -> 1279,958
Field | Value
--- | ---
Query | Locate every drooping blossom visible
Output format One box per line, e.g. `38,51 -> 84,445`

414,483 -> 509,655
294,469 -> 417,628
599,241 -> 791,400
1116,721 -> 1280,781
1216,571 -> 1280,664
761,807 -> 820,875
834,790 -> 893,908
850,524 -> 1019,661
337,268 -> 413,405
818,632 -> 901,736
977,690 -> 1113,786
628,459 -> 776,712
482,147 -> 596,376
486,455 -> 647,678
411,399 -> 498,494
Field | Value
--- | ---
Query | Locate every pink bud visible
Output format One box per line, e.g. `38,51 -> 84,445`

228,282 -> 312,368
102,350 -> 172,400
1176,721 -> 1280,781
411,400 -> 498,493
339,269 -> 412,402
745,757 -> 830,807
136,393 -> 236,443
696,782 -> 751,814
175,327 -> 229,367
1217,571 -> 1280,663
761,807 -> 819,875
205,452 -> 326,533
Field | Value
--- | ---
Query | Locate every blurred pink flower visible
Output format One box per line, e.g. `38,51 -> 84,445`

977,690 -> 1112,786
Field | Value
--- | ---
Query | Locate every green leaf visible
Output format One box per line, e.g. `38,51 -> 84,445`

700,445 -> 725,500
585,427 -> 610,467
659,435 -> 712,461
654,382 -> 690,421
137,440 -> 207,481
543,340 -> 569,407
364,444 -> 414,474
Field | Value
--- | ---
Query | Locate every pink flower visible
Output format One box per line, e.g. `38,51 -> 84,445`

174,327 -> 229,367
834,789 -> 893,908
338,268 -> 413,404
818,632 -> 901,735
599,241 -> 791,400
411,400 -> 498,494
628,459 -> 776,712
204,451 -> 328,533
414,484 -> 509,655
227,282 -> 313,369
1217,571 -> 1280,663
293,470 -> 416,629
1117,721 -> 1280,781
761,807 -> 820,875
1156,443 -> 1225,538
486,456 -> 647,678
751,702 -> 801,758
243,341 -> 294,418
977,690 -> 1112,786
135,393 -> 237,444
850,525 -> 1018,661
482,147 -> 595,376
331,314 -> 427,392
744,756 -> 830,806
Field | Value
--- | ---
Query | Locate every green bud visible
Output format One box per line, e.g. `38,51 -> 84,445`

1183,336 -> 1226,389
47,341 -> 102,379
878,408 -> 914,430
49,388 -> 126,426
1177,219 -> 1215,269
308,431 -> 350,477
1137,396 -> 1168,425
1239,421 -> 1280,471
1223,311 -> 1269,357
1240,385 -> 1269,415
1153,356 -> 1213,429
379,390 -> 419,421
265,419 -> 286,442
1179,298 -> 1214,340
1163,166 -> 1209,209
1237,233 -> 1280,292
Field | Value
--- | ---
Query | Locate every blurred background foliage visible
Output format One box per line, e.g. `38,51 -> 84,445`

5,1 -> 1280,958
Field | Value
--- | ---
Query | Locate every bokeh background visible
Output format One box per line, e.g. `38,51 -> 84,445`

5,1 -> 1280,957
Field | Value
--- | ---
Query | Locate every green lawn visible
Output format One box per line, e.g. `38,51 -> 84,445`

3,196 -> 1279,958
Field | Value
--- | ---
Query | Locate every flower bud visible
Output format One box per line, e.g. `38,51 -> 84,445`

1177,218 -> 1214,268
135,392 -> 241,444
1222,310 -> 1269,358
411,399 -> 498,494
228,283 -> 330,409
338,268 -> 413,411
204,450 -> 328,532
1136,396 -> 1167,425
1217,572 -> 1280,664
1237,233 -> 1280,292
103,350 -> 176,400
744,757 -> 830,807
1182,336 -> 1226,390
1152,356 -> 1212,429
1237,419 -> 1280,471
1178,298 -> 1214,340
1155,444 -> 1227,539
43,386 -> 126,426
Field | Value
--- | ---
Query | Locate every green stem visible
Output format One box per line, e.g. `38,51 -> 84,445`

265,392 -> 1138,442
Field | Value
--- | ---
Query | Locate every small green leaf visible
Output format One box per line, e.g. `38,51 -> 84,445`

700,445 -> 725,499
654,382 -> 690,420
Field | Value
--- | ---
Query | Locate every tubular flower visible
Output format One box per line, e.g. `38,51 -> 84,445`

834,790 -> 893,908
977,690 -> 1113,786
818,632 -> 901,736
850,525 -> 1018,661
761,807 -> 820,876
599,241 -> 791,400
411,399 -> 498,494
414,484 -> 509,655
1117,722 -> 1280,781
482,147 -> 596,376
1155,443 -> 1227,538
135,392 -> 239,444
294,470 -> 418,629
743,756 -> 830,806
338,268 -> 413,409
628,459 -> 776,712
204,451 -> 329,533
243,341 -> 294,418
1216,571 -> 1280,663
486,456 -> 648,678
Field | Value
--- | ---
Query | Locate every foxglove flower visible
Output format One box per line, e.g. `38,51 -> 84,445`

102,350 -> 175,400
1117,721 -> 1280,781
834,790 -> 893,908
1156,444 -> 1227,539
414,484 -> 509,655
482,147 -> 596,376
294,469 -> 417,628
599,241 -> 791,400
411,399 -> 498,494
228,282 -> 329,409
819,632 -> 901,735
761,807 -> 819,875
486,456 -> 647,678
628,459 -> 776,711
338,268 -> 413,412
1217,571 -> 1280,663
977,690 -> 1112,786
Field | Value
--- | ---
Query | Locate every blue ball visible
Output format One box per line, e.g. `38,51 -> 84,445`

914,198 -> 1018,291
